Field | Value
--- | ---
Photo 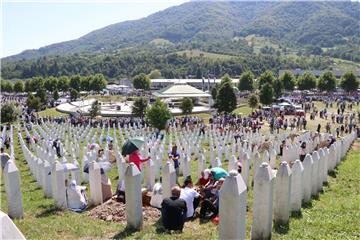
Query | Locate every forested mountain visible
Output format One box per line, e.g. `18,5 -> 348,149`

2,1 -> 359,79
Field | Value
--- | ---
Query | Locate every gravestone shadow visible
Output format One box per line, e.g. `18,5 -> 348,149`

274,221 -> 289,234
302,201 -> 313,209
290,210 -> 303,219
35,205 -> 63,218
112,226 -> 139,239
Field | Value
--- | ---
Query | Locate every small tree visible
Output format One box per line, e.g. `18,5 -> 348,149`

259,83 -> 274,105
36,89 -> 48,106
1,102 -> 20,123
238,71 -> 254,91
297,72 -> 317,90
58,76 -> 70,92
280,71 -> 295,91
145,98 -> 172,130
14,80 -> 24,93
149,69 -> 162,79
53,89 -> 60,100
90,73 -> 107,92
70,74 -> 81,91
318,71 -> 337,92
89,100 -> 100,118
132,97 -> 148,118
1,80 -> 13,92
273,78 -> 284,98
70,88 -> 79,101
26,93 -> 42,111
248,94 -> 259,110
215,81 -> 237,113
180,97 -> 194,115
44,76 -> 58,92
133,73 -> 151,90
340,72 -> 359,93
211,84 -> 219,101
258,70 -> 275,88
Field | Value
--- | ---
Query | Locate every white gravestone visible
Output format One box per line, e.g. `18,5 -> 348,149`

89,161 -> 103,205
125,163 -> 143,230
51,161 -> 67,209
290,160 -> 304,212
219,170 -> 247,240
4,161 -> 24,219
251,162 -> 274,240
162,162 -> 176,199
274,161 -> 292,224
302,154 -> 313,203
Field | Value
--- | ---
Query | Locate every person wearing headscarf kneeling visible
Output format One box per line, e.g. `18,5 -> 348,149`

66,180 -> 87,211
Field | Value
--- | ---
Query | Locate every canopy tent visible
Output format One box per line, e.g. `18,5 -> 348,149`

153,84 -> 211,98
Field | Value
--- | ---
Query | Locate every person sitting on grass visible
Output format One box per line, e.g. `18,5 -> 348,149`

161,186 -> 187,232
180,176 -> 201,220
66,180 -> 87,212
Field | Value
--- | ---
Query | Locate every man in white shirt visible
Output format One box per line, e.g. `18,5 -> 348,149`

180,176 -> 200,220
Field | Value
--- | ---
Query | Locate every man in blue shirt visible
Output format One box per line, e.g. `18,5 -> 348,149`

169,145 -> 180,183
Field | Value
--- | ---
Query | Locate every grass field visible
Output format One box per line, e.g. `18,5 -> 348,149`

176,50 -> 234,60
1,124 -> 359,239
2,99 -> 359,239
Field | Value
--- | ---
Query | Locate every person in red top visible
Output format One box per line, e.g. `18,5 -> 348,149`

128,149 -> 150,171
197,169 -> 211,186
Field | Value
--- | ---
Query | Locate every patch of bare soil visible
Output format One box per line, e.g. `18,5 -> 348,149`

88,200 -> 161,223
351,141 -> 360,150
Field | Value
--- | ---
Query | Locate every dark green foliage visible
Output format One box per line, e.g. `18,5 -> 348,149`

211,84 -> 219,101
57,76 -> 70,92
297,72 -> 317,90
53,89 -> 59,100
26,93 -> 42,111
1,102 -> 20,123
89,100 -> 100,118
145,98 -> 172,130
2,2 -> 358,80
180,97 -> 194,115
248,94 -> 259,109
259,83 -> 274,105
280,71 -> 295,91
132,97 -> 148,118
44,76 -> 58,92
13,81 -> 24,93
70,75 -> 81,91
273,78 -> 284,98
90,73 -> 107,92
1,80 -> 13,92
133,73 -> 151,90
70,88 -> 79,101
318,71 -> 337,92
36,89 -> 48,105
340,72 -> 359,92
215,81 -> 237,113
238,71 -> 254,91
258,70 -> 275,88
149,70 -> 162,79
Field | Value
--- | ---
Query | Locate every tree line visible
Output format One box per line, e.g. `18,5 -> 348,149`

1,73 -> 107,93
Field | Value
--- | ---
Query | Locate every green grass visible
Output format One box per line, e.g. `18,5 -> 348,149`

38,108 -> 69,118
176,50 -> 234,60
2,100 -> 359,239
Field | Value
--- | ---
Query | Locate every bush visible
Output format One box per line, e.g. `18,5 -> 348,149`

1,102 -> 20,123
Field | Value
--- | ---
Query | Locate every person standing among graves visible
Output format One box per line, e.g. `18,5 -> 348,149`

128,149 -> 150,171
161,186 -> 187,232
180,176 -> 201,220
168,145 -> 180,183
299,142 -> 307,162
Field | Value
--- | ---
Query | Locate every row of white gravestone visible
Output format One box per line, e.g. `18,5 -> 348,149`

218,131 -> 357,240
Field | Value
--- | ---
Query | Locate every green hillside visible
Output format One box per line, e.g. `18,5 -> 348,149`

1,1 -> 359,79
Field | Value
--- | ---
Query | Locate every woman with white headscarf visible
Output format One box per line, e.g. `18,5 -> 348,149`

66,180 -> 87,211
